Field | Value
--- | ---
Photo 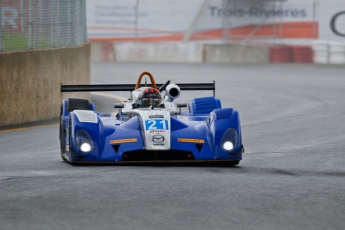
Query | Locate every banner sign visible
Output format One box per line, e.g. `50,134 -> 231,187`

1,0 -> 22,34
86,0 -> 345,42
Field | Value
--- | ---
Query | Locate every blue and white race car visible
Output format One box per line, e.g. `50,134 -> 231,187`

60,72 -> 244,165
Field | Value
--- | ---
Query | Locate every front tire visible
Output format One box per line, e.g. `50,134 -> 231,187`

60,98 -> 91,162
227,160 -> 240,166
60,119 -> 66,154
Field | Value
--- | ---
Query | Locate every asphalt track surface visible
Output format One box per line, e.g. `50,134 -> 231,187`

1,62 -> 345,230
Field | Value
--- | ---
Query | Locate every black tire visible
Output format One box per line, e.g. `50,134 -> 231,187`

67,98 -> 91,112
59,104 -> 65,154
60,119 -> 68,161
60,119 -> 65,154
227,160 -> 240,166
61,118 -> 72,163
60,98 -> 90,162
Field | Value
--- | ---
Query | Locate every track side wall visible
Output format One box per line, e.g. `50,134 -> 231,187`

0,43 -> 90,126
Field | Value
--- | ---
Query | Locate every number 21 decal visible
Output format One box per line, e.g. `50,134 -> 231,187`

145,119 -> 169,130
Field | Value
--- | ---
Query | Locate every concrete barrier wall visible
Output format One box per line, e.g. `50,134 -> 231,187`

204,44 -> 270,64
90,42 -> 116,62
0,43 -> 90,127
115,43 -> 204,63
90,42 -> 270,64
91,42 -> 204,63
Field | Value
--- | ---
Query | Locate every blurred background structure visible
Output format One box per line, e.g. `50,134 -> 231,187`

0,0 -> 87,51
87,0 -> 345,64
0,0 -> 344,126
0,0 -> 90,126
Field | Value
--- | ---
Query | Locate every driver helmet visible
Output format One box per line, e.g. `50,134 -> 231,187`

138,87 -> 162,107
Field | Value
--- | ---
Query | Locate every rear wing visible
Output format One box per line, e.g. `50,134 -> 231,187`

61,81 -> 216,97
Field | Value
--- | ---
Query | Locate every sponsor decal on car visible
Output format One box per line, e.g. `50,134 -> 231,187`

178,138 -> 204,143
149,115 -> 164,118
152,134 -> 164,143
149,130 -> 166,133
110,138 -> 137,144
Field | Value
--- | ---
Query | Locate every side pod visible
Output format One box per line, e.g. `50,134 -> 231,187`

206,108 -> 243,160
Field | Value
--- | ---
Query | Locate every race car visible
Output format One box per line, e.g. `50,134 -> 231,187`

60,71 -> 244,165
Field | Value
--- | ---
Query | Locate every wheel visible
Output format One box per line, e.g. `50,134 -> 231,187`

59,104 -> 65,154
227,160 -> 240,166
60,119 -> 65,154
59,103 -> 66,155
61,99 -> 90,162
61,117 -> 72,163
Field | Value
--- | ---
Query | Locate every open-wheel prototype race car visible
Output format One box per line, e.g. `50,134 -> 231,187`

60,72 -> 244,166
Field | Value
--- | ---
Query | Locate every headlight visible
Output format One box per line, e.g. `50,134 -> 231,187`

221,128 -> 237,152
76,130 -> 94,153
222,141 -> 234,151
80,143 -> 92,152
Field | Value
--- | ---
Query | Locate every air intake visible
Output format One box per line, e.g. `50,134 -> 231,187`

214,108 -> 234,121
192,97 -> 218,114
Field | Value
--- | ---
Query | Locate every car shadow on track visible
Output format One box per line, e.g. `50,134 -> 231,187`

63,161 -> 242,168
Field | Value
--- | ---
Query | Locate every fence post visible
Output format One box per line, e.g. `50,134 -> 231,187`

183,0 -> 210,42
71,0 -> 76,45
279,1 -> 283,43
28,0 -> 33,49
313,0 -> 317,40
50,0 -> 55,47
68,0 -> 72,46
0,0 -> 2,51
38,0 -> 42,49
134,0 -> 139,42
221,0 -> 227,42
82,0 -> 87,43
56,0 -> 60,46
20,0 -> 24,34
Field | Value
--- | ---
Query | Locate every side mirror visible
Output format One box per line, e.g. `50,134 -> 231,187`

114,103 -> 124,108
